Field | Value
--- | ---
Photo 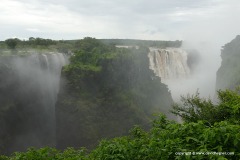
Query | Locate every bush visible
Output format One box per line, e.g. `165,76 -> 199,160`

171,88 -> 240,125
89,114 -> 239,160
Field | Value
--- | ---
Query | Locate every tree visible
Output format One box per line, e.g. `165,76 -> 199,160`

29,37 -> 35,41
5,38 -> 20,49
171,87 -> 240,125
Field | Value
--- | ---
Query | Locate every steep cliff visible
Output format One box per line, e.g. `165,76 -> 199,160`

216,35 -> 240,90
56,38 -> 174,149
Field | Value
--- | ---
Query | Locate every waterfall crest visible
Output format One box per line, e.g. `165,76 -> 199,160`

148,48 -> 190,83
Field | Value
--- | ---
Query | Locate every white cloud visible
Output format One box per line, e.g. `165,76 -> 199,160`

0,0 -> 239,41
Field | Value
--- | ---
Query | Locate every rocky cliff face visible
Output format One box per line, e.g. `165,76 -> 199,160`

216,35 -> 240,90
0,53 -> 68,154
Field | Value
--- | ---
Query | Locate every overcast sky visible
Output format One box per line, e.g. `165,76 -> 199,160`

1,0 -> 240,44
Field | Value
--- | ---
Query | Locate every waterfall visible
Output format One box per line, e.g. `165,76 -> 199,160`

0,53 -> 68,154
148,48 -> 191,101
148,48 -> 190,83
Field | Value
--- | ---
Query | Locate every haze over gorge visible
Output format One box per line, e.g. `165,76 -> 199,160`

0,35 -> 239,156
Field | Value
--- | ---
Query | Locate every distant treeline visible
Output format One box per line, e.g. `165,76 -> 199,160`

0,37 -> 182,54
0,38 -> 72,54
100,39 -> 182,48
1,37 -> 58,49
0,38 -> 182,48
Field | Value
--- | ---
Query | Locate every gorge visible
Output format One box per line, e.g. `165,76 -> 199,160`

0,36 -> 240,155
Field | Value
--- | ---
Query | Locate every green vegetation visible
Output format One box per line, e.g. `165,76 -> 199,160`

0,37 -> 182,56
0,37 -> 182,155
0,37 -> 71,55
100,39 -> 182,48
171,88 -> 240,125
216,35 -> 240,90
0,147 -> 87,160
2,88 -> 240,159
2,36 -> 240,159
5,38 -> 21,49
56,37 -> 173,149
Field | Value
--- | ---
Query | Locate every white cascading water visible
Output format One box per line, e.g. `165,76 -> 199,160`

148,47 -> 190,83
148,48 -> 191,101
9,53 -> 68,150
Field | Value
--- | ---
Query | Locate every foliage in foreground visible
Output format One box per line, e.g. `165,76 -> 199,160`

2,117 -> 240,159
90,117 -> 239,160
2,89 -> 240,160
171,88 -> 240,125
0,147 -> 87,160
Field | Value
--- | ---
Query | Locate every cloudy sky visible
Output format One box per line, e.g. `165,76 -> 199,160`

1,0 -> 240,43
